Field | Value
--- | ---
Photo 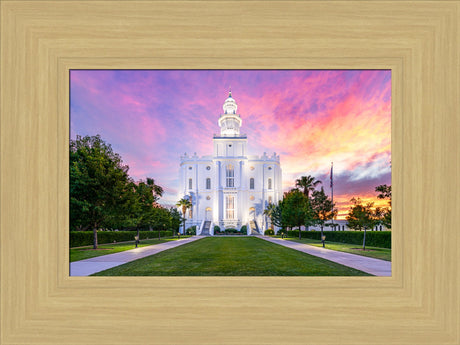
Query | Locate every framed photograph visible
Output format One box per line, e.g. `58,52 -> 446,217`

1,1 -> 458,344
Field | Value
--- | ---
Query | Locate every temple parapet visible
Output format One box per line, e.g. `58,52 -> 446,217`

180,153 -> 213,162
181,152 -> 280,162
247,152 -> 280,162
213,134 -> 247,139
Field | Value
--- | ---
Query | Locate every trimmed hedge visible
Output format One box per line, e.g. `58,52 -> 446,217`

286,230 -> 391,249
70,230 -> 173,247
214,228 -> 247,235
264,229 -> 275,236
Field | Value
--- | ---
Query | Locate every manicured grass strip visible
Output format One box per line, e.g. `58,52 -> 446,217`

280,237 -> 391,261
70,238 -> 184,262
92,237 -> 371,276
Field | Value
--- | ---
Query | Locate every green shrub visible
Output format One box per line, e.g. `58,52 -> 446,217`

186,226 -> 197,235
240,225 -> 247,233
214,225 -> 221,233
285,230 -> 391,248
224,228 -> 239,234
264,229 -> 275,236
70,230 -> 173,247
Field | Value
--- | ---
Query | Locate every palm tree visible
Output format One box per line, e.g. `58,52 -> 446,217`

176,197 -> 192,235
295,175 -> 322,199
146,177 -> 164,200
264,202 -> 284,232
295,175 -> 322,231
263,203 -> 275,230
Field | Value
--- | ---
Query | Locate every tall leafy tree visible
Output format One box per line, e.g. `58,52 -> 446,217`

375,184 -> 391,200
295,175 -> 321,231
129,178 -> 164,246
375,184 -> 392,229
372,207 -> 384,231
168,207 -> 183,236
70,135 -> 133,249
382,209 -> 392,229
149,207 -> 172,231
346,198 -> 375,250
176,198 -> 192,235
281,190 -> 314,239
311,187 -> 337,247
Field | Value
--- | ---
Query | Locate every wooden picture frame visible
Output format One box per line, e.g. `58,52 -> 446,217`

1,1 -> 458,344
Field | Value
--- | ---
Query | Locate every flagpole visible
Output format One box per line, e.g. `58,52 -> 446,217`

330,162 -> 334,230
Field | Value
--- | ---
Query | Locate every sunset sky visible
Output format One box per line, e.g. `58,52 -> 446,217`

70,70 -> 391,219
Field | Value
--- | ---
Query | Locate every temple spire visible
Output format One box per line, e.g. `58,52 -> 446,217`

219,89 -> 241,136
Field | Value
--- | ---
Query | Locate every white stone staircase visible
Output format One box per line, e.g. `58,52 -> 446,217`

200,221 -> 212,236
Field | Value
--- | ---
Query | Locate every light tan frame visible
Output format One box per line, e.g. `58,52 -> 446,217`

1,1 -> 459,344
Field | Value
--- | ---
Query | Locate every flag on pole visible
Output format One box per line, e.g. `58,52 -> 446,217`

330,162 -> 333,188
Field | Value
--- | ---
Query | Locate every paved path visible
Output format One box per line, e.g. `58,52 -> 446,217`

70,236 -> 204,276
258,236 -> 391,276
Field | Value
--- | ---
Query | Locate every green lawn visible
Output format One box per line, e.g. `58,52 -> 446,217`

70,237 -> 187,262
92,237 -> 371,276
280,237 -> 391,261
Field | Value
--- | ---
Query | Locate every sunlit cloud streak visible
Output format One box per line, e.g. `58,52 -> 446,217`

70,70 -> 391,219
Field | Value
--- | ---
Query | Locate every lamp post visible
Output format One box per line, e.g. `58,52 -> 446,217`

321,235 -> 326,248
135,226 -> 140,248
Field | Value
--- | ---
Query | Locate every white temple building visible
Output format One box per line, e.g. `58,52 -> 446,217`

178,91 -> 282,235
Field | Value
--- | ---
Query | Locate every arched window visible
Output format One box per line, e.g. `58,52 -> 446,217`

188,178 -> 192,189
206,178 -> 211,189
205,207 -> 212,220
249,178 -> 254,189
226,195 -> 235,219
249,207 -> 255,220
268,178 -> 272,190
226,165 -> 234,187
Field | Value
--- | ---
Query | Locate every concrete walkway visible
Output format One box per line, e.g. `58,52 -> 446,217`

258,236 -> 391,276
70,236 -> 204,276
